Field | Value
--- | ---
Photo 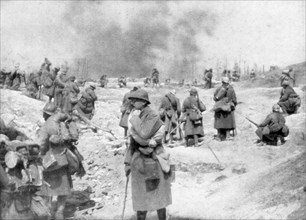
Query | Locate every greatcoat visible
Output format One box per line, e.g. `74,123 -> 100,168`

75,87 -> 97,119
213,85 -> 237,130
124,106 -> 172,211
38,112 -> 72,196
159,93 -> 181,135
62,81 -> 80,114
119,90 -> 135,129
182,95 -> 206,137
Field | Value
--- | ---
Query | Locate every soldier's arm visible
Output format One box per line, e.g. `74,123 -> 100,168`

279,89 -> 289,102
259,115 -> 271,127
130,114 -> 161,140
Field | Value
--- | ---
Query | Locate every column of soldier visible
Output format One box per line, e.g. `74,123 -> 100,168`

0,60 -> 301,220
0,58 -> 98,220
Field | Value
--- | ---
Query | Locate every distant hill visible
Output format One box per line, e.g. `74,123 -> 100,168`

241,61 -> 306,88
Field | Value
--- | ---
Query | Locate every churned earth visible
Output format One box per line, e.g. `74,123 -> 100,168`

0,75 -> 305,220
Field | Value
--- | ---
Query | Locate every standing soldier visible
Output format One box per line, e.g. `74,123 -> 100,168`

75,84 -> 97,120
181,88 -> 206,147
255,104 -> 289,146
124,89 -> 172,220
159,90 -> 181,144
54,70 -> 68,110
7,63 -> 24,90
250,69 -> 256,80
213,77 -> 237,141
203,69 -> 213,89
43,67 -> 61,102
62,76 -> 80,114
119,87 -> 139,137
151,68 -> 160,88
39,102 -> 76,220
277,80 -> 301,115
26,71 -> 42,99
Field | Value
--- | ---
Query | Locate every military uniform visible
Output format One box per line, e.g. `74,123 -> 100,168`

26,72 -> 41,98
75,85 -> 97,119
182,89 -> 206,146
256,105 -> 289,145
277,83 -> 300,115
62,77 -> 80,114
54,72 -> 68,109
124,89 -> 172,220
159,92 -> 181,142
43,68 -> 60,101
213,78 -> 237,140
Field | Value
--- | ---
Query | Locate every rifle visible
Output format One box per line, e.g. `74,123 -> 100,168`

72,111 -> 117,139
245,117 -> 259,127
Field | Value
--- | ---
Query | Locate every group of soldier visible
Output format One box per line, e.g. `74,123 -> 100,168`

0,59 -> 302,220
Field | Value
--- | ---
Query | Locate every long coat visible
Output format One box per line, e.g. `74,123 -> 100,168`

214,85 -> 237,129
159,93 -> 181,134
75,87 -> 97,119
62,81 -> 80,114
8,70 -> 23,90
26,73 -> 41,98
38,112 -> 72,196
119,90 -> 135,128
182,95 -> 206,137
124,106 -> 172,211
255,112 -> 288,142
54,73 -> 68,108
42,70 -> 57,98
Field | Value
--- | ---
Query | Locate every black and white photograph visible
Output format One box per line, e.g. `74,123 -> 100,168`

0,1 -> 305,220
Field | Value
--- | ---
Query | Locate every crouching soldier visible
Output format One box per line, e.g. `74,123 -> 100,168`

277,80 -> 301,115
75,84 -> 97,120
255,104 -> 289,146
124,89 -> 172,220
39,102 -> 81,220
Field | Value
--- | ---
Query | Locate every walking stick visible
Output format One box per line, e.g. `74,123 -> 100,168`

121,175 -> 129,220
205,140 -> 225,170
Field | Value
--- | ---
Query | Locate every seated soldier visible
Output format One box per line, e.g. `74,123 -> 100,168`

277,80 -> 301,115
256,104 -> 289,146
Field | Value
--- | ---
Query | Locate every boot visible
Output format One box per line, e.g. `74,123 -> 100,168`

137,211 -> 147,220
157,208 -> 166,220
193,135 -> 198,147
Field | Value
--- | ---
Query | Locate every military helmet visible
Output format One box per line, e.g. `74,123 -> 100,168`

222,77 -> 230,84
272,104 -> 280,112
189,88 -> 198,95
128,89 -> 150,104
43,102 -> 57,115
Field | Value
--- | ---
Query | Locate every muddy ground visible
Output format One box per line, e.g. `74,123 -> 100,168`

1,79 -> 305,220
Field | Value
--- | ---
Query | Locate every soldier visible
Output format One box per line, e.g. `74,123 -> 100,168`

213,77 -> 237,141
119,87 -> 139,137
181,88 -> 206,147
39,102 -> 77,220
159,90 -> 181,144
62,76 -> 80,114
118,76 -> 127,88
277,80 -> 301,115
40,58 -> 52,84
124,89 -> 172,220
151,68 -> 160,88
0,67 -> 11,87
280,69 -> 295,87
203,69 -> 213,89
54,69 -> 69,109
255,104 -> 289,146
100,75 -> 108,88
250,69 -> 256,79
43,67 -> 60,102
144,77 -> 151,87
75,84 -> 97,120
25,71 -> 42,99
7,63 -> 24,90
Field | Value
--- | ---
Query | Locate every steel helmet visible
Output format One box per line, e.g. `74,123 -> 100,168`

43,102 -> 57,115
222,77 -> 230,84
272,104 -> 280,112
189,88 -> 198,95
128,89 -> 150,104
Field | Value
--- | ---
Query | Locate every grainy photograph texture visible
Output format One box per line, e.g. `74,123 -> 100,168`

0,1 -> 305,220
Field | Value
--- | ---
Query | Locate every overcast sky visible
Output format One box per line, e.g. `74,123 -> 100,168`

1,1 -> 305,76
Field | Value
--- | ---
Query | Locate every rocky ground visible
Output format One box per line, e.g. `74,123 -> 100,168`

1,77 -> 305,220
